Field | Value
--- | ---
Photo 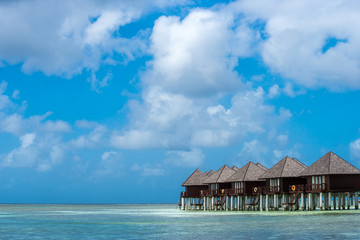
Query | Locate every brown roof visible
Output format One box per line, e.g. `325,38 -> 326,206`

225,161 -> 266,182
300,151 -> 360,176
232,166 -> 239,171
181,169 -> 207,186
256,163 -> 268,171
203,165 -> 236,184
206,170 -> 215,176
260,156 -> 307,179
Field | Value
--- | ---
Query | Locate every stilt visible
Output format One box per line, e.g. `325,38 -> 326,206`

260,195 -> 263,211
333,193 -> 337,210
328,193 -> 332,210
266,195 -> 269,211
342,193 -> 345,210
308,193 -> 312,211
274,194 -> 279,211
337,193 -> 341,210
230,196 -> 234,211
181,197 -> 185,210
301,193 -> 305,211
355,192 -> 359,210
320,192 -> 323,211
346,192 -> 350,210
236,196 -> 240,211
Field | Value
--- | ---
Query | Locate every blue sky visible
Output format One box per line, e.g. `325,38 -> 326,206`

1,0 -> 360,203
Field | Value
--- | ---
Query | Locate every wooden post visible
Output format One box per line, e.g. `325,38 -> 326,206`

328,193 -> 332,210
181,197 -> 185,210
260,195 -> 263,211
274,194 -> 278,211
346,192 -> 350,210
337,193 -> 341,210
320,192 -> 323,211
230,196 -> 234,211
333,193 -> 337,210
308,193 -> 312,211
355,192 -> 359,210
265,195 -> 269,211
301,193 -> 305,211
342,193 -> 346,210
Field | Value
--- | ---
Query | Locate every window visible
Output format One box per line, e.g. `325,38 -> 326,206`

270,178 -> 280,191
234,182 -> 244,193
211,183 -> 218,191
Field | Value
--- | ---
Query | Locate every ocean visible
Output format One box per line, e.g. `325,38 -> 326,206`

0,204 -> 359,239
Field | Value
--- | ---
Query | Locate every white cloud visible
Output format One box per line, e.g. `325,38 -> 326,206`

20,133 -> 36,148
69,125 -> 107,149
131,163 -> 165,177
166,148 -> 204,167
235,0 -> 360,91
144,8 -> 257,96
350,139 -> 360,159
0,0 -> 186,78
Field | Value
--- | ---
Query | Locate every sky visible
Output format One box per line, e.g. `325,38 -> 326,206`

1,0 -> 360,204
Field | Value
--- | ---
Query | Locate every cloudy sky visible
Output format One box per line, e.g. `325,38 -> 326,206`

1,0 -> 360,203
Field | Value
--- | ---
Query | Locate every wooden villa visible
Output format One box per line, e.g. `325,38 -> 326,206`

257,156 -> 307,210
202,165 -> 236,210
298,151 -> 360,210
224,161 -> 267,210
180,169 -> 208,210
179,151 -> 360,212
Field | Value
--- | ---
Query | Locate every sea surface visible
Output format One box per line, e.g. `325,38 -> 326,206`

0,204 -> 359,239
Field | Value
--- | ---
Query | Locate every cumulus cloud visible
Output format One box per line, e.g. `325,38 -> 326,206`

165,148 -> 204,167
0,0 -> 186,78
131,163 -> 165,177
143,8 -> 258,96
350,139 -> 360,159
234,0 -> 360,91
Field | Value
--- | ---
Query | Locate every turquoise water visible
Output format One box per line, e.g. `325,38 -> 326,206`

0,204 -> 359,239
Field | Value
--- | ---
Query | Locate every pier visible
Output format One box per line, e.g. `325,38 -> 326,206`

179,151 -> 360,211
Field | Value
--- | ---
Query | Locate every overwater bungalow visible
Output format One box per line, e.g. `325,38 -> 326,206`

224,161 -> 267,210
179,151 -> 360,212
257,156 -> 307,210
180,169 -> 208,210
298,151 -> 360,210
203,165 -> 236,210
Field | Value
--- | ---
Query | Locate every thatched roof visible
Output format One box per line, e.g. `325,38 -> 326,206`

203,165 -> 236,184
300,151 -> 360,176
232,166 -> 239,171
225,161 -> 266,182
256,163 -> 268,171
181,169 -> 207,186
206,170 -> 215,176
260,156 -> 307,179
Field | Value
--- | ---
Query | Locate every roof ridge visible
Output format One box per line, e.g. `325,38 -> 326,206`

279,156 -> 287,177
181,168 -> 201,186
243,162 -> 251,181
216,165 -> 226,183
328,152 -> 331,174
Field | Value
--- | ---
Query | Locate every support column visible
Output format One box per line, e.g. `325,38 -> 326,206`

333,193 -> 337,210
337,193 -> 341,210
301,193 -> 305,211
230,196 -> 234,211
274,194 -> 278,211
328,193 -> 332,210
236,196 -> 240,211
282,194 -> 287,211
320,192 -> 323,211
181,197 -> 185,210
308,193 -> 312,211
260,195 -> 263,211
265,195 -> 269,211
346,192 -> 350,210
342,193 -> 346,210
355,192 -> 359,210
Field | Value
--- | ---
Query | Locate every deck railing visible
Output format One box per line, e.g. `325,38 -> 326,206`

289,184 -> 305,193
305,183 -> 326,192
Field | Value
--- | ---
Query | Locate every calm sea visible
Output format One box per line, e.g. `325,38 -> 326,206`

0,204 -> 359,239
